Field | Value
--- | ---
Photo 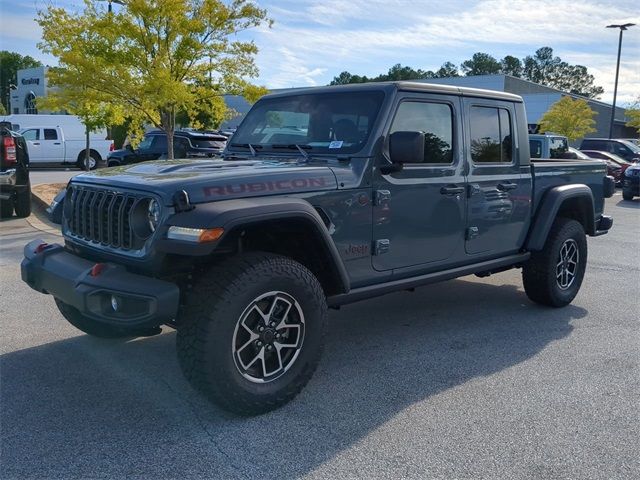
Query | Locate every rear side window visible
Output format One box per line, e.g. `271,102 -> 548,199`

470,106 -> 513,163
44,129 -> 58,140
529,139 -> 542,158
549,137 -> 568,159
389,101 -> 454,164
582,139 -> 606,151
152,136 -> 168,151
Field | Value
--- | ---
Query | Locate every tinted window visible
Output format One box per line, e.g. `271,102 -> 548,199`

231,91 -> 384,154
549,137 -> 568,159
582,140 -> 606,151
470,107 -> 512,163
529,139 -> 542,158
152,136 -> 168,151
389,101 -> 454,164
44,129 -> 58,140
22,129 -> 39,141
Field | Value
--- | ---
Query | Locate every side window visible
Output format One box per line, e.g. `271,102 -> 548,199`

529,139 -> 542,158
152,136 -> 168,151
22,129 -> 40,141
44,129 -> 58,140
389,101 -> 454,164
470,106 -> 513,163
549,137 -> 568,159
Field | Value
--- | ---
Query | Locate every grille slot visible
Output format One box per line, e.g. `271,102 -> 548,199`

66,186 -> 151,251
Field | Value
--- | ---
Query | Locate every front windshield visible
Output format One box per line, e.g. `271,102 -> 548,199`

137,136 -> 154,150
230,91 -> 385,154
619,140 -> 640,153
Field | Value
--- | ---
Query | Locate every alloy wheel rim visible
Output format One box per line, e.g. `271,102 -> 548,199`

232,291 -> 305,383
556,239 -> 579,290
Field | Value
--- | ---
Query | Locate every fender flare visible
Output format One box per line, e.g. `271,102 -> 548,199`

164,196 -> 351,294
525,184 -> 595,251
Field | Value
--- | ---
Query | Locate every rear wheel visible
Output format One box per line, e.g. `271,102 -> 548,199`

622,190 -> 634,201
522,218 -> 587,307
77,151 -> 100,170
177,252 -> 327,415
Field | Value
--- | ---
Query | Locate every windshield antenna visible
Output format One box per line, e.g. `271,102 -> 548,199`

294,144 -> 309,160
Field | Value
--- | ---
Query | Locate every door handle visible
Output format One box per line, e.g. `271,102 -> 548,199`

53,142 -> 61,145
32,142 -> 40,145
497,182 -> 518,191
440,185 -> 465,195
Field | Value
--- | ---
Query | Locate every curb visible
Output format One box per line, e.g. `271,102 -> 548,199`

27,192 -> 62,237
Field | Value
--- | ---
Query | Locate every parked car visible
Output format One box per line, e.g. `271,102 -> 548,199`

21,82 -> 615,415
580,150 -> 633,181
579,138 -> 640,163
622,163 -> 640,200
19,126 -> 113,170
107,130 -> 227,166
0,122 -> 31,218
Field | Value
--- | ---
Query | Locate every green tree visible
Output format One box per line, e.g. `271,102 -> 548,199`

625,97 -> 640,133
500,55 -> 523,77
523,47 -> 603,98
0,51 -> 43,113
38,0 -> 270,159
0,102 -> 6,115
433,62 -> 460,78
461,52 -> 501,76
538,96 -> 597,141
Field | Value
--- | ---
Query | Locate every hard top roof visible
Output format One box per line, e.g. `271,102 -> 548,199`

262,81 -> 523,103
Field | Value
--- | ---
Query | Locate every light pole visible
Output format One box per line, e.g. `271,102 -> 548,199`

606,23 -> 635,139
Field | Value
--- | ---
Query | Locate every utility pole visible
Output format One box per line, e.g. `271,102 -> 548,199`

606,23 -> 635,139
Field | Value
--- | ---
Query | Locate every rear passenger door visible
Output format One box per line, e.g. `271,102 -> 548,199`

463,100 -> 530,257
42,128 -> 64,162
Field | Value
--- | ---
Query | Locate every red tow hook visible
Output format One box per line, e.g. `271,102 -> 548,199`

34,243 -> 49,254
90,263 -> 107,277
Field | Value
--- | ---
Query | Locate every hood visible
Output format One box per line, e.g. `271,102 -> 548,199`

71,158 -> 338,204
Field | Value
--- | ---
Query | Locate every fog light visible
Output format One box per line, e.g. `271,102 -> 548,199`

111,295 -> 120,312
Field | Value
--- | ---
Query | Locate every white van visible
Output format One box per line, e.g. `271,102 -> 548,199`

0,115 -> 114,169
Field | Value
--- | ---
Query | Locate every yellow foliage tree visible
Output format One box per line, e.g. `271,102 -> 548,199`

538,96 -> 597,141
625,97 -> 640,133
38,0 -> 271,159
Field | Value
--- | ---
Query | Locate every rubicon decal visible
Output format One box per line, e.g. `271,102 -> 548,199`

204,177 -> 328,196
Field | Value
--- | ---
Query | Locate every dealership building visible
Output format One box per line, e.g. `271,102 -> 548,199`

10,68 -> 636,144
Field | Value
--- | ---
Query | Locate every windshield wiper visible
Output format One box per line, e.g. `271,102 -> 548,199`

271,144 -> 312,160
230,143 -> 261,157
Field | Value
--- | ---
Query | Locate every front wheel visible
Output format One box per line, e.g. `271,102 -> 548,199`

522,218 -> 587,307
622,190 -> 634,201
177,253 -> 327,415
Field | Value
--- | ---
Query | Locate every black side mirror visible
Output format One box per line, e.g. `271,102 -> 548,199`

389,131 -> 424,164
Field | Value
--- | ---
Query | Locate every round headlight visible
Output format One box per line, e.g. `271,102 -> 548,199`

147,199 -> 161,232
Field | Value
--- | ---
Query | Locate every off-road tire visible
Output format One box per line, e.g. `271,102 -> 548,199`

55,298 -> 133,338
622,190 -> 634,201
522,218 -> 587,307
0,198 -> 13,218
14,186 -> 31,218
177,252 -> 327,416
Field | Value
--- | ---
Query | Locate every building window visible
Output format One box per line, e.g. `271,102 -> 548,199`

24,92 -> 38,114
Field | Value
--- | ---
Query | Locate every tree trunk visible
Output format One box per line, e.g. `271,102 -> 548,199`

85,126 -> 90,171
162,108 -> 176,160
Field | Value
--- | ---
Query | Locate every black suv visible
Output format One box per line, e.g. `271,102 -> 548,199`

579,138 -> 640,163
0,122 -> 31,218
107,130 -> 227,167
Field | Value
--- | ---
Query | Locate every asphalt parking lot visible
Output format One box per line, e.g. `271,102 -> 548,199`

1,194 -> 638,479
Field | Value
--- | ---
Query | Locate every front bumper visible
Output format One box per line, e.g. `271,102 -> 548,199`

21,240 -> 180,329
622,176 -> 640,195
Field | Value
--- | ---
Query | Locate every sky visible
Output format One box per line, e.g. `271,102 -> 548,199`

1,0 -> 638,105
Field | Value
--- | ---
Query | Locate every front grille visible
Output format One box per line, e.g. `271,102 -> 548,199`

66,185 -> 151,251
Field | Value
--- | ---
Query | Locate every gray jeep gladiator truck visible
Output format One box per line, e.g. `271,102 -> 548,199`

21,82 -> 614,415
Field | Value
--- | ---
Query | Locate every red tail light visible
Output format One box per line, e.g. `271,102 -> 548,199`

109,141 -> 115,151
3,137 -> 17,164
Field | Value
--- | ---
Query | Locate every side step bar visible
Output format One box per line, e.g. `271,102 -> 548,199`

327,253 -> 530,307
